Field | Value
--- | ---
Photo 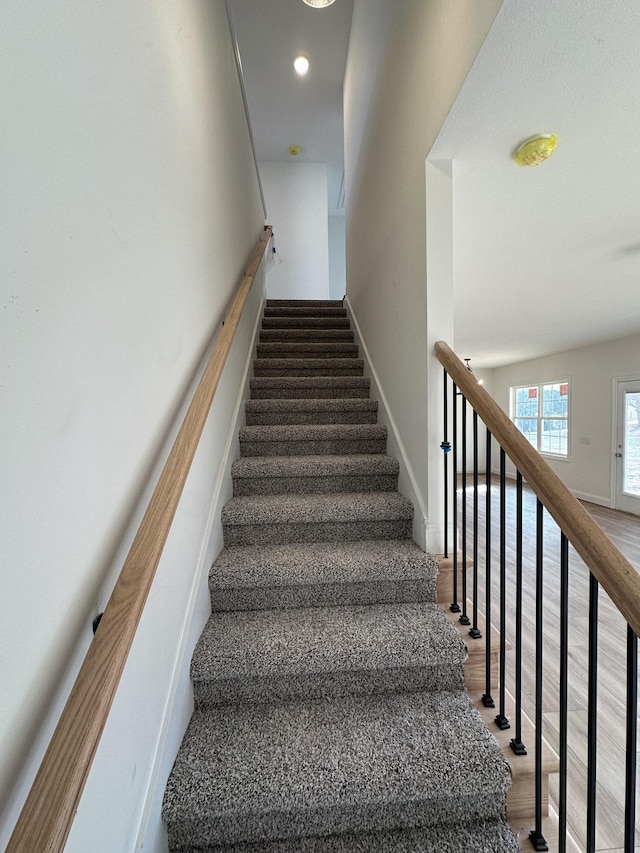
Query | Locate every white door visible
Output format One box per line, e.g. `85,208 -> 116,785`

614,378 -> 640,515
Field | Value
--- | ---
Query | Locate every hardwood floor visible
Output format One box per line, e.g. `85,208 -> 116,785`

455,476 -> 640,852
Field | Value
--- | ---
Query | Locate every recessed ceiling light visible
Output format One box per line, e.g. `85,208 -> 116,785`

303,0 -> 336,7
293,55 -> 310,76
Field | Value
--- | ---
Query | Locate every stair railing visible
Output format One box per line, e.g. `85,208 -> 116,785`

7,226 -> 273,853
435,340 -> 639,852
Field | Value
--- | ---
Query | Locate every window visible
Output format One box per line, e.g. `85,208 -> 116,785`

510,381 -> 569,457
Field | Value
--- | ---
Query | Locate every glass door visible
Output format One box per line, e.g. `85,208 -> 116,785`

614,379 -> 640,514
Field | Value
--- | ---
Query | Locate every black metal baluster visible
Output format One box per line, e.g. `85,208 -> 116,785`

441,368 -> 451,559
530,499 -> 548,851
450,383 -> 460,613
470,410 -> 481,640
558,533 -> 569,853
460,396 -> 470,625
586,574 -> 599,853
510,471 -> 526,754
624,626 -> 638,853
495,448 -> 509,730
482,428 -> 494,708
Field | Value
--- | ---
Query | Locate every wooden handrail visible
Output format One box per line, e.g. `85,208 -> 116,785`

7,226 -> 273,853
435,340 -> 640,638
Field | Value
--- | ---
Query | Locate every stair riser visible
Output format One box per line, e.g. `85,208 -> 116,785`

233,475 -> 398,496
262,318 -> 351,329
240,439 -> 387,456
263,307 -> 347,317
210,579 -> 437,613
245,411 -> 378,425
260,330 -> 354,342
167,823 -> 519,852
246,400 -> 377,412
223,519 -> 413,547
256,346 -> 359,358
253,364 -> 363,377
253,369 -> 364,378
266,299 -> 344,308
193,664 -> 464,709
166,790 -> 508,850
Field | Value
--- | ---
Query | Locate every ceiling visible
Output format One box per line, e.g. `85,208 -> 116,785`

431,0 -> 640,367
226,0 -> 353,215
228,0 -> 640,368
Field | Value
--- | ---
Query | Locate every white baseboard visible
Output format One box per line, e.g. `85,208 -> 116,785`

134,292 -> 265,853
488,467 -> 611,508
344,298 -> 428,551
572,490 -> 611,508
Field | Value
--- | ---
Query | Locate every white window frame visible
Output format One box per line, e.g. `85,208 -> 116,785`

509,380 -> 570,460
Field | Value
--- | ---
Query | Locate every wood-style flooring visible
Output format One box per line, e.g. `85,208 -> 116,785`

455,476 -> 639,852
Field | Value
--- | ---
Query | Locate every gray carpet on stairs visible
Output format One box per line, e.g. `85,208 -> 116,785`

231,454 -> 399,495
172,820 -> 520,853
259,327 -> 355,341
244,398 -> 378,426
249,375 -> 371,399
190,602 -> 467,706
239,423 -> 388,456
256,342 -> 360,357
162,299 -> 518,852
164,692 -> 513,850
208,540 -> 438,611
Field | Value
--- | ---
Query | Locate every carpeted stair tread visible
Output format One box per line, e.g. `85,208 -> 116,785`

256,342 -> 359,358
231,454 -> 398,495
162,691 -> 513,849
170,819 -> 520,852
262,316 -> 351,329
221,492 -> 413,546
191,602 -> 466,705
244,398 -> 377,426
266,299 -> 345,308
253,358 -> 363,377
232,452 -> 396,476
260,328 -> 354,342
250,376 -> 370,399
209,540 -> 438,611
222,491 -> 412,526
263,306 -> 347,317
239,423 -> 386,456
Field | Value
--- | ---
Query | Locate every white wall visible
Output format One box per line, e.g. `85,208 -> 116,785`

328,215 -> 346,300
344,0 -> 503,551
261,162 -> 330,300
491,333 -> 640,506
0,1 -> 265,848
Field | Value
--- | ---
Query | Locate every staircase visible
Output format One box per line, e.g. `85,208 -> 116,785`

162,300 -> 519,851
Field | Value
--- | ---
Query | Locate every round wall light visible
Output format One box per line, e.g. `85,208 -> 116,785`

288,145 -> 301,156
302,0 -> 336,7
293,55 -> 310,76
514,134 -> 557,167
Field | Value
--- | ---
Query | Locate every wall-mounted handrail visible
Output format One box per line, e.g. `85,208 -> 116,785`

7,226 -> 272,853
435,340 -> 640,638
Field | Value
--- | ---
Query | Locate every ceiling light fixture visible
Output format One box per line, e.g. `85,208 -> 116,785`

302,0 -> 336,7
514,134 -> 557,167
293,55 -> 310,76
